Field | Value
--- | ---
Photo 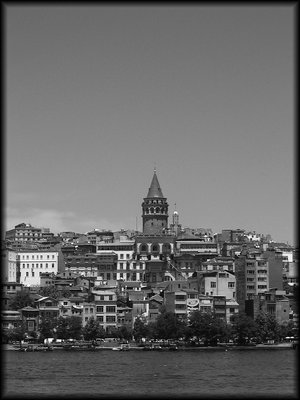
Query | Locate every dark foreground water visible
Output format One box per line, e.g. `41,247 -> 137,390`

2,349 -> 298,398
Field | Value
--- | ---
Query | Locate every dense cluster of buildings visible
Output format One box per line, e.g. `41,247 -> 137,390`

2,170 -> 298,337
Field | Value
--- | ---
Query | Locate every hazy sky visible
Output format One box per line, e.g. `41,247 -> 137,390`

5,5 -> 295,244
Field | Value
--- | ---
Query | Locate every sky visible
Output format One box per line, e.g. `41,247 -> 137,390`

4,5 -> 296,245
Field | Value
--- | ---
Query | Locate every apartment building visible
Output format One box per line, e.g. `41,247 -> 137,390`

92,285 -> 118,333
235,251 -> 269,314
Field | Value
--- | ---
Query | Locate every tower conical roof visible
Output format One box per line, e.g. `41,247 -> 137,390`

146,171 -> 164,198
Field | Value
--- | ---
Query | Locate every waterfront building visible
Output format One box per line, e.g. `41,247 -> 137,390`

82,302 -> 97,327
18,250 -> 59,287
91,283 -> 118,333
34,296 -> 60,321
20,306 -> 40,333
1,310 -> 22,332
225,298 -> 239,324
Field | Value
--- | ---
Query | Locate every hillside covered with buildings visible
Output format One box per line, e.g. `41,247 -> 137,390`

2,170 -> 298,343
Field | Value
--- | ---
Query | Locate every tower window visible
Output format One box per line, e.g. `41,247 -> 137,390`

150,207 -> 154,213
156,207 -> 160,213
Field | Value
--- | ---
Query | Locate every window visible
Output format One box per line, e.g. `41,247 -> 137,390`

32,255 -> 34,259
176,304 -> 186,310
52,263 -> 55,268
47,255 -> 50,259
32,272 -> 34,277
97,306 -> 104,312
120,254 -> 124,259
120,263 -> 123,269
46,263 -> 48,268
97,316 -> 104,322
210,282 -> 216,288
22,264 -> 25,268
85,308 -> 89,313
106,316 -> 116,323
228,282 -> 235,288
106,306 -> 116,312
90,308 -> 93,313
126,254 -> 130,259
26,272 -> 29,277
108,295 -> 113,301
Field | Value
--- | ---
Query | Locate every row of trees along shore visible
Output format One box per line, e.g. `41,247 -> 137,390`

3,308 -> 295,346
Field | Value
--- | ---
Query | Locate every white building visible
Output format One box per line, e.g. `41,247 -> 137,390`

18,250 -> 59,286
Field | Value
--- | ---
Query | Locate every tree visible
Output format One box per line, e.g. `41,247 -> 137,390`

38,317 -> 57,342
82,317 -> 105,341
188,311 -> 230,345
9,291 -> 34,310
114,326 -> 133,341
133,317 -> 149,341
55,317 -> 69,340
67,316 -> 83,340
55,316 -> 83,340
231,313 -> 257,345
155,311 -> 186,340
255,312 -> 280,343
5,322 -> 27,347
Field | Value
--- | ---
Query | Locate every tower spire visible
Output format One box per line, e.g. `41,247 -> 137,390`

146,170 -> 164,198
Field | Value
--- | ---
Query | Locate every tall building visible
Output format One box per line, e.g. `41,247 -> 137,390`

141,169 -> 169,235
135,170 -> 175,285
235,250 -> 269,314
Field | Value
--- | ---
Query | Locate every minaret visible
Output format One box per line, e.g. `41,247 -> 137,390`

142,169 -> 169,235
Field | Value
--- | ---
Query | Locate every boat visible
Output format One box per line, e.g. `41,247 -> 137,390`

168,343 -> 178,351
112,344 -> 131,351
62,341 -> 96,351
256,342 -> 295,349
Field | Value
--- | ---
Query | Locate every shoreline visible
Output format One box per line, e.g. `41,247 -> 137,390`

2,343 -> 296,351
